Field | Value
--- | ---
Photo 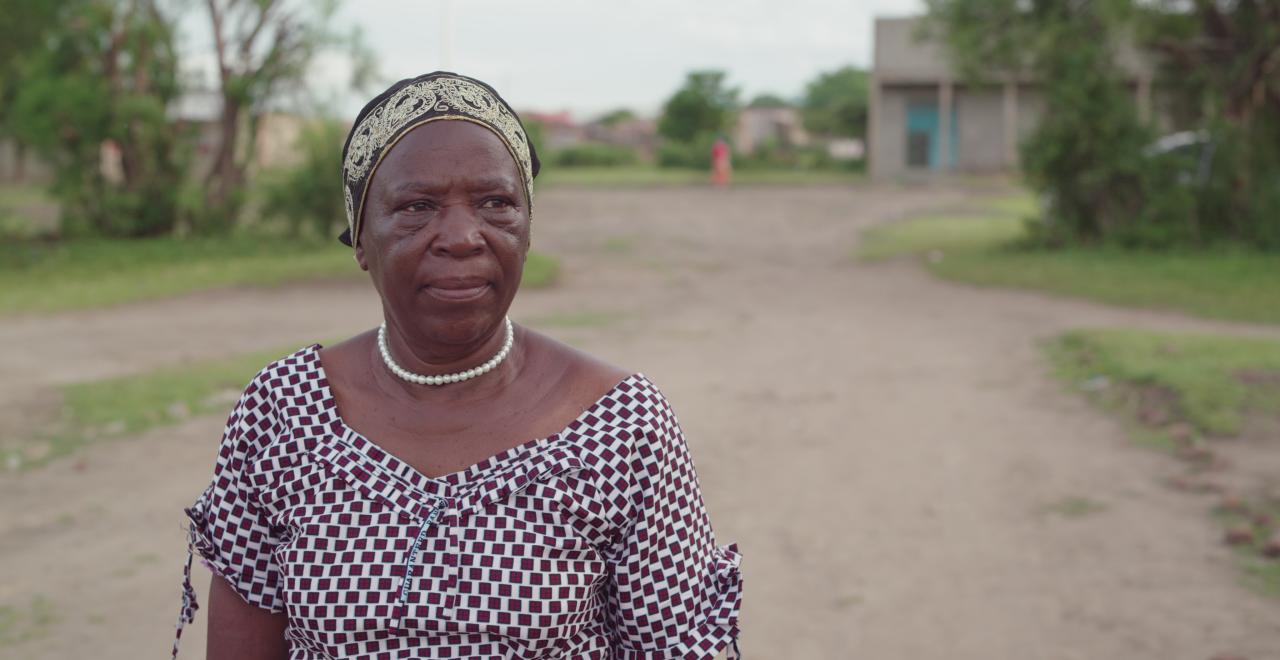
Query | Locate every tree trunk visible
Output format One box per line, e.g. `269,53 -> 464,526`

204,95 -> 244,230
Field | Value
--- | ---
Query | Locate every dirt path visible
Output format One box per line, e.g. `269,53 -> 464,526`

2,184 -> 1279,659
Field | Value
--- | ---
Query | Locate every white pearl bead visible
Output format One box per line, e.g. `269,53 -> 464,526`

378,317 -> 513,386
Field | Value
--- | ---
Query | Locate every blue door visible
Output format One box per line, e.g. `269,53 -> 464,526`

906,102 -> 958,169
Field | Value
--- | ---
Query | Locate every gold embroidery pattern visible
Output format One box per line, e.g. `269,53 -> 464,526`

343,76 -> 534,241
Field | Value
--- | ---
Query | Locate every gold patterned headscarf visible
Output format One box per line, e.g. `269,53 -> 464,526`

339,71 -> 540,247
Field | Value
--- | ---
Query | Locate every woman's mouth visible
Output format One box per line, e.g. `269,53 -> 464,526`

424,278 -> 491,302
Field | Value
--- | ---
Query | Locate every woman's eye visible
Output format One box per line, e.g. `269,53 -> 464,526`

481,198 -> 512,209
404,201 -> 433,213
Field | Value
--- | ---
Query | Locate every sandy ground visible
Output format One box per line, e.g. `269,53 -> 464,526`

2,183 -> 1279,660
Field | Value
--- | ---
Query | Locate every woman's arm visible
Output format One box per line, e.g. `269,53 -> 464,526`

207,576 -> 289,660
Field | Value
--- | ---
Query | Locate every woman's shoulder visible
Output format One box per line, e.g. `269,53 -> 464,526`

521,325 -> 633,393
245,343 -> 326,390
520,327 -> 678,429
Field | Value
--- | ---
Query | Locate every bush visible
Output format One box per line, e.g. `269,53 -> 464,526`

259,120 -> 347,239
550,143 -> 638,168
657,134 -> 716,169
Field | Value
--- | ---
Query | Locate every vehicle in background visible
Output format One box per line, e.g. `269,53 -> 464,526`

1143,130 -> 1216,187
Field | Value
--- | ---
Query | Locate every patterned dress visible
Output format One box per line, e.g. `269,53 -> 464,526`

174,345 -> 742,659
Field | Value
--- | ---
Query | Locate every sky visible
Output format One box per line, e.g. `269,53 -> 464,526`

181,0 -> 926,121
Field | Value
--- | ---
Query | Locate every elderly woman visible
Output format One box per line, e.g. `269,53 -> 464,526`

173,72 -> 742,659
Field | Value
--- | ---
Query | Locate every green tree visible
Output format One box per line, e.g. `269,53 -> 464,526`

801,66 -> 868,138
925,0 -> 1154,245
593,108 -> 636,126
260,118 -> 346,238
0,0 -> 69,180
657,71 -> 739,143
928,0 -> 1280,249
198,0 -> 374,234
1142,0 -> 1280,246
747,93 -> 790,109
9,0 -> 189,237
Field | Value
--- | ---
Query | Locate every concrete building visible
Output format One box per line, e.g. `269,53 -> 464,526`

734,106 -> 810,154
869,16 -> 1158,179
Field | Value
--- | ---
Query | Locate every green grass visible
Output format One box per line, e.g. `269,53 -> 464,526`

1214,502 -> 1280,599
1047,329 -> 1280,439
0,595 -> 57,648
4,343 -> 311,470
859,214 -> 1026,262
857,194 -> 1280,325
521,251 -> 560,288
0,184 -> 59,240
537,166 -> 862,187
1048,328 -> 1280,597
0,235 -> 560,317
1041,496 -> 1107,518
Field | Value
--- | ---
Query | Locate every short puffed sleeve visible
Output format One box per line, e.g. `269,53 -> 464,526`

173,368 -> 285,657
605,383 -> 743,658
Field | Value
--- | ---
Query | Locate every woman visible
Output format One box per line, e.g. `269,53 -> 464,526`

174,72 -> 742,659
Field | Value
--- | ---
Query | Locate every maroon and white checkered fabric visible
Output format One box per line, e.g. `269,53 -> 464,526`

174,345 -> 742,659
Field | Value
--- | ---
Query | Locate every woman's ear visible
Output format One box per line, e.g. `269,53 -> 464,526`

354,243 -> 370,271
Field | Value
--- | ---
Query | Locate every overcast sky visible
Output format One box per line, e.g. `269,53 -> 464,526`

182,0 -> 926,121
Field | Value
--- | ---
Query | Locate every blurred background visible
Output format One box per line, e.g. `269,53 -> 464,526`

1,1 -> 1279,658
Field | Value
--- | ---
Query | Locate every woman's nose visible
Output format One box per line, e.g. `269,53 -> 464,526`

430,205 -> 485,258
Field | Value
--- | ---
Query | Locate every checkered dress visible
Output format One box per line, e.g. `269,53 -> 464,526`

174,345 -> 742,659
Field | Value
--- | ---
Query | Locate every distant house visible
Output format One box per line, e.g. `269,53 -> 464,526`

734,106 -> 810,154
584,117 -> 658,160
523,111 -> 585,151
170,89 -> 319,173
869,16 -> 1159,179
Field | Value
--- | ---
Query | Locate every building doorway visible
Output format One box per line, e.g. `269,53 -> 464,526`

906,102 -> 958,169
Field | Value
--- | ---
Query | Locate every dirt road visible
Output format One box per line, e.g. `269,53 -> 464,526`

2,184 -> 1279,659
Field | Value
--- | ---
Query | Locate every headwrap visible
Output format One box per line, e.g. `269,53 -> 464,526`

339,71 -> 541,247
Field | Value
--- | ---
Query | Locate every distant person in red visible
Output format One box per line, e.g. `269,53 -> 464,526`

711,136 -> 732,187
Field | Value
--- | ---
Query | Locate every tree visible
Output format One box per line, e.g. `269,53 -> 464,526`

593,108 -> 636,127
927,0 -> 1280,248
801,66 -> 868,138
925,0 -> 1153,245
1142,0 -> 1280,245
657,71 -> 739,142
747,93 -> 790,109
199,0 -> 372,233
259,118 -> 346,238
0,0 -> 77,181
9,0 -> 188,237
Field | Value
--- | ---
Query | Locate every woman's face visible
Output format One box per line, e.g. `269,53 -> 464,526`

357,120 -> 529,349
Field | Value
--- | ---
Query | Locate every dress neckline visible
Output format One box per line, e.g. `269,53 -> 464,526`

302,343 -> 642,491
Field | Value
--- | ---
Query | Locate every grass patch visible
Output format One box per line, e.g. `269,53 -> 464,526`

1214,501 -> 1280,598
1046,329 -> 1280,439
1048,328 -> 1280,596
0,235 -> 560,317
859,214 -> 1025,262
4,343 -> 312,470
522,251 -> 560,288
538,166 -> 862,187
1042,496 -> 1107,518
0,184 -> 59,240
601,236 -> 637,254
857,193 -> 1280,325
0,595 -> 57,647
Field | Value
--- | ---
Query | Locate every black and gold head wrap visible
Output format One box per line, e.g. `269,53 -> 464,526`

339,71 -> 541,247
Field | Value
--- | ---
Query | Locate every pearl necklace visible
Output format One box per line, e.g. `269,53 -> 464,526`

377,317 -> 514,386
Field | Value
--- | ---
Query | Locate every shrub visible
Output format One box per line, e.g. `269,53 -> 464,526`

551,143 -> 638,168
657,134 -> 716,169
259,120 -> 347,239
